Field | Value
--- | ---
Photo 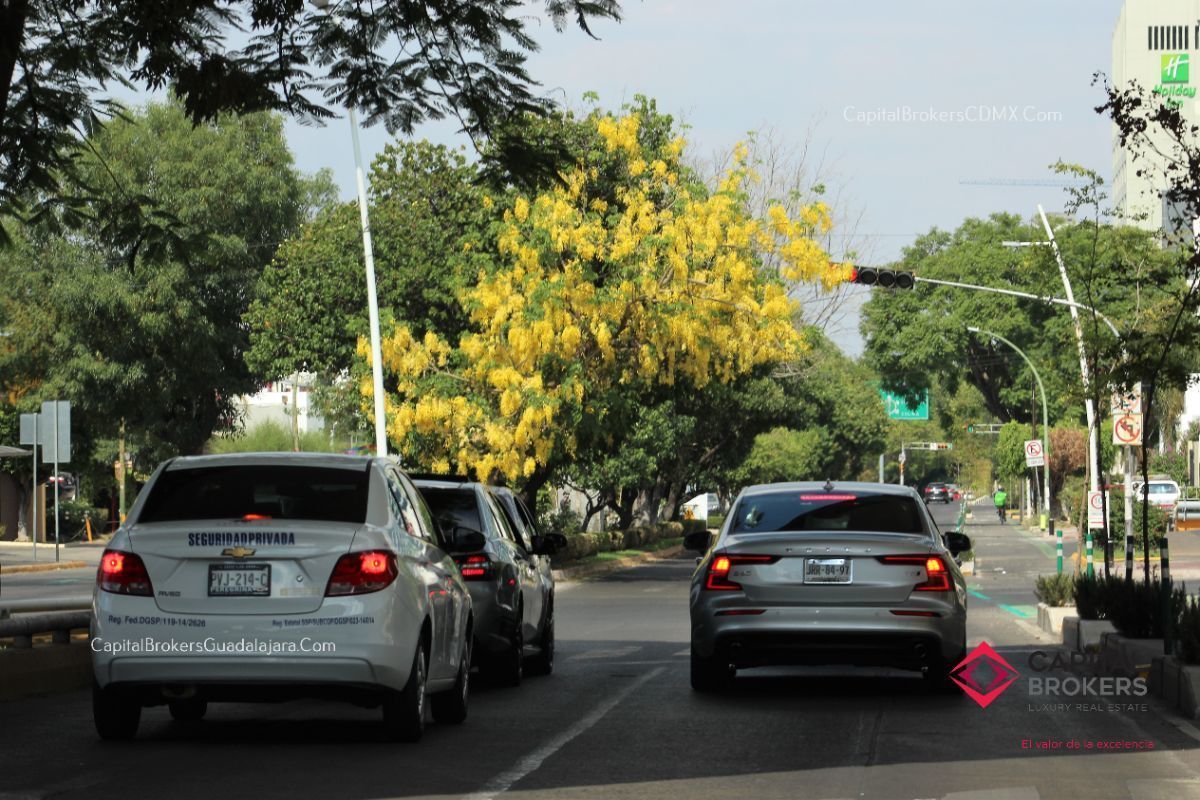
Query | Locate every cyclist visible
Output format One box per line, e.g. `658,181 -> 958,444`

993,486 -> 1008,523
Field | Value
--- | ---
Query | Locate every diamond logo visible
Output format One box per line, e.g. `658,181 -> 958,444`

950,641 -> 1020,708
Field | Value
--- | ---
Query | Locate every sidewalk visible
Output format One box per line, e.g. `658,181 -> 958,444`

0,539 -> 109,573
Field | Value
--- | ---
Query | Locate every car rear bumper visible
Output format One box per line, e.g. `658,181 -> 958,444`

91,592 -> 419,694
691,605 -> 966,670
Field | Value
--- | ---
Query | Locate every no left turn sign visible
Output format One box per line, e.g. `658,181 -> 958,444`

1024,439 -> 1045,468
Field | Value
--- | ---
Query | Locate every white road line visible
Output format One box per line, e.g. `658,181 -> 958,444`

463,667 -> 664,800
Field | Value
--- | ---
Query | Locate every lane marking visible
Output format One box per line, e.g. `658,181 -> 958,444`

463,667 -> 664,800
968,589 -> 991,601
568,645 -> 642,661
998,603 -> 1034,619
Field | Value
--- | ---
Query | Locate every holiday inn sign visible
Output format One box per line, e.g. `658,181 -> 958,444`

1155,53 -> 1196,106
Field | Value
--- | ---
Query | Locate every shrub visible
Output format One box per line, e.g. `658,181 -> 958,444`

1178,595 -> 1200,665
1073,574 -> 1106,620
1074,574 -> 1186,637
540,506 -> 583,536
1034,574 -> 1074,607
707,514 -> 725,529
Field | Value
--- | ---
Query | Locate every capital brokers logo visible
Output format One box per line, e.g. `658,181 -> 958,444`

949,641 -> 1020,708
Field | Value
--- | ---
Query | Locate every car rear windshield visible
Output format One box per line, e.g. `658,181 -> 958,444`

730,491 -> 927,535
1147,483 -> 1177,494
138,465 -> 369,524
420,487 -> 483,537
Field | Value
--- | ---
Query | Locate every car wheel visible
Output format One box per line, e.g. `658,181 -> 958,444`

93,681 -> 141,740
431,638 -> 470,725
526,609 -> 554,676
490,618 -> 524,687
690,647 -> 733,692
168,698 -> 207,722
383,642 -> 427,742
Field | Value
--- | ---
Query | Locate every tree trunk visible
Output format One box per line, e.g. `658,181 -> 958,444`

0,0 -> 29,132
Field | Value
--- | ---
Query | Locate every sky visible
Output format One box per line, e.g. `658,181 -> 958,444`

280,1 -> 1129,356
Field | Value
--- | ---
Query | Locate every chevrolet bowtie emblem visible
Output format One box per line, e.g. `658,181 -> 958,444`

222,546 -> 257,558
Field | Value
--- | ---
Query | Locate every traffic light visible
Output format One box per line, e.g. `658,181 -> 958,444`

850,267 -> 915,289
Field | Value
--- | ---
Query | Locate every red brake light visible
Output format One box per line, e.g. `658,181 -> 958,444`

456,553 -> 493,580
325,551 -> 398,596
703,553 -> 779,591
98,549 -> 153,596
877,554 -> 953,591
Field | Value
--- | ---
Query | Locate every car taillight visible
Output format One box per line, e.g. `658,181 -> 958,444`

877,554 -> 953,591
98,549 -> 153,596
703,553 -> 779,591
455,553 -> 493,580
325,551 -> 399,596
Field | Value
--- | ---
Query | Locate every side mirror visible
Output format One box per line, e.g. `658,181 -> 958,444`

683,530 -> 711,553
531,532 -> 567,555
945,532 -> 971,555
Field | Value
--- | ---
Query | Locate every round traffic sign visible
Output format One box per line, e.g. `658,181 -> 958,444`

1114,414 -> 1142,445
1089,492 -> 1104,510
1025,440 -> 1043,458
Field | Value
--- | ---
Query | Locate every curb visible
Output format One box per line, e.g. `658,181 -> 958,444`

1,561 -> 89,575
552,544 -> 686,582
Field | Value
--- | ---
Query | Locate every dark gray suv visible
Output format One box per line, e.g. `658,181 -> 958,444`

413,477 -> 558,685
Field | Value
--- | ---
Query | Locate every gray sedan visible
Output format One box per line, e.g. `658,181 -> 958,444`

686,481 -> 970,692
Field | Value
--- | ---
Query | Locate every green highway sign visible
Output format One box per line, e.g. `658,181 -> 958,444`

879,389 -> 929,421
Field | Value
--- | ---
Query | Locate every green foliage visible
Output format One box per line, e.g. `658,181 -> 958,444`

1034,573 -> 1075,606
1150,450 -> 1189,489
245,140 -> 490,385
2,0 -> 623,232
0,101 -> 321,475
1179,596 -> 1200,665
1073,575 -> 1186,638
207,421 -> 339,455
994,421 -> 1030,481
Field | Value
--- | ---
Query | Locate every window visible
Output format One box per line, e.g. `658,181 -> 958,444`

396,473 -> 440,545
485,493 -> 523,551
387,470 -> 427,542
729,491 -> 928,535
138,465 -> 369,524
421,487 -> 486,538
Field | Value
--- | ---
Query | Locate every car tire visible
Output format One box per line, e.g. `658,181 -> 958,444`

690,647 -> 733,692
168,698 -> 207,722
431,639 -> 470,725
490,619 -> 524,687
93,681 -> 141,741
383,642 -> 427,742
526,609 -> 554,676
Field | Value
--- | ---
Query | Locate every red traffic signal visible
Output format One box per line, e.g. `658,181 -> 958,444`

850,267 -> 915,289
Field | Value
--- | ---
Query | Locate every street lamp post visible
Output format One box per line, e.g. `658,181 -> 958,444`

967,326 -> 1051,533
310,0 -> 388,459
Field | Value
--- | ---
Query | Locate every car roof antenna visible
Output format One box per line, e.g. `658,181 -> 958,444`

822,479 -> 834,492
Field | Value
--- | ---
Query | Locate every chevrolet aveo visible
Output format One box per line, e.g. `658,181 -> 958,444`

90,453 -> 474,742
686,482 -> 970,692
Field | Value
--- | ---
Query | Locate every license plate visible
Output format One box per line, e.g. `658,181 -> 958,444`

208,564 -> 271,597
804,558 -> 852,584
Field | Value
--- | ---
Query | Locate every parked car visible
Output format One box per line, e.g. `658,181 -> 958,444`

683,492 -> 724,520
685,481 -> 970,693
923,483 -> 951,504
490,485 -> 566,675
413,477 -> 556,685
91,453 -> 474,742
1132,478 -> 1181,511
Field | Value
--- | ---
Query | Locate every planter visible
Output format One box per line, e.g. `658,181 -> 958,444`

1097,634 -> 1163,679
1150,656 -> 1200,720
1062,617 -> 1116,652
1037,603 -> 1073,636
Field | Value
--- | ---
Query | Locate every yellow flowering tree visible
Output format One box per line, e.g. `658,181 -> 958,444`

367,101 -> 849,498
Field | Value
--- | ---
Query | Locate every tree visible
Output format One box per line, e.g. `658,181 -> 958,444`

0,101 -> 322,473
245,139 -> 490,393
372,106 -> 846,505
0,0 -> 623,232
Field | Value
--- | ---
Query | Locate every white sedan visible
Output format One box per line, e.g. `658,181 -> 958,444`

91,453 -> 475,742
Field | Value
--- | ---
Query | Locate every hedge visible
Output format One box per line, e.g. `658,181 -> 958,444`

559,522 -> 686,561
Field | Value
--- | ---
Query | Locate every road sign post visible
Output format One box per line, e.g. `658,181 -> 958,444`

18,413 -> 38,556
1056,529 -> 1063,576
1086,532 -> 1094,579
39,401 -> 71,563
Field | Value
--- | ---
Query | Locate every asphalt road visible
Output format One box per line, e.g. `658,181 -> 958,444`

2,504 -> 1199,800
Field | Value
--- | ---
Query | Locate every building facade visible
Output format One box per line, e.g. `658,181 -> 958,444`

1112,0 -> 1200,233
